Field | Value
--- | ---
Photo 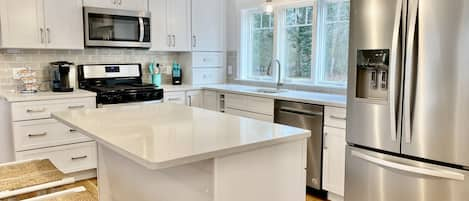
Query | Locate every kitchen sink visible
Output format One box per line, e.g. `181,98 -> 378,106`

254,88 -> 288,94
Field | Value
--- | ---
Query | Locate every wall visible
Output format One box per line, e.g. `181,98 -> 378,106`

0,49 -> 178,91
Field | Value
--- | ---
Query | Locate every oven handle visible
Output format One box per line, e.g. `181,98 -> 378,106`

139,17 -> 144,42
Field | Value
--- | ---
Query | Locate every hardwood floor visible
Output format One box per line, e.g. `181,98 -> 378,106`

306,193 -> 328,201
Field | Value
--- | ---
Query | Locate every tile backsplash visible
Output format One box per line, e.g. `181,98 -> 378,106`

0,48 -> 178,91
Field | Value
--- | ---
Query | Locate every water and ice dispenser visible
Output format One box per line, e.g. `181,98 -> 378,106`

356,49 -> 389,100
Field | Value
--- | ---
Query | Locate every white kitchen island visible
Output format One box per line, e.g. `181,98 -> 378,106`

52,103 -> 310,201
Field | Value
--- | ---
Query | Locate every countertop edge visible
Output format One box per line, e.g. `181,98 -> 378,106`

0,91 -> 97,103
52,113 -> 311,170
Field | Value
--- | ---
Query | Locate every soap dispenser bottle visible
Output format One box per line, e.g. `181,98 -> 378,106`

172,60 -> 182,85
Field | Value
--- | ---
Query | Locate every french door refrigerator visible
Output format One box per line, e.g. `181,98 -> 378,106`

346,0 -> 469,200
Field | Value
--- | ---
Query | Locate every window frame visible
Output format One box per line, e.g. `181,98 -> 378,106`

239,0 -> 349,89
240,9 -> 277,82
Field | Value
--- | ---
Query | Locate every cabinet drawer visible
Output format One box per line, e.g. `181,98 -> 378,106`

13,119 -> 92,152
11,97 -> 96,121
193,52 -> 224,67
324,107 -> 347,129
192,68 -> 224,84
16,141 -> 97,174
164,92 -> 186,105
203,90 -> 218,111
225,93 -> 274,116
225,108 -> 273,122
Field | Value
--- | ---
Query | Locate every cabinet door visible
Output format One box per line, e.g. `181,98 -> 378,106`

191,0 -> 224,51
0,0 -> 44,48
43,0 -> 83,49
225,108 -> 273,122
167,0 -> 191,51
186,90 -> 203,108
322,126 -> 346,196
164,92 -> 186,105
203,90 -> 218,111
83,0 -> 116,9
118,0 -> 148,11
149,0 -> 169,51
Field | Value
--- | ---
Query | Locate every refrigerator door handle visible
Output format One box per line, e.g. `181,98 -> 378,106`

352,150 -> 465,181
403,0 -> 419,144
389,0 -> 403,142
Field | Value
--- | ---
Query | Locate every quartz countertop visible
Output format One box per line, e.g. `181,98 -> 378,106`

161,84 -> 347,108
0,90 -> 96,102
52,103 -> 310,170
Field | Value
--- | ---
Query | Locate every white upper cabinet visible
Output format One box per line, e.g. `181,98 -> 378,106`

0,0 -> 44,49
149,0 -> 191,51
191,0 -> 224,51
0,0 -> 84,49
83,0 -> 148,11
43,0 -> 83,49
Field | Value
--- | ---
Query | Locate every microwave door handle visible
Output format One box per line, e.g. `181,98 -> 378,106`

404,0 -> 419,144
139,17 -> 144,42
388,0 -> 403,142
351,150 -> 465,181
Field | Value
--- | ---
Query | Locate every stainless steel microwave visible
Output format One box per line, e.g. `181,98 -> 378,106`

84,7 -> 151,48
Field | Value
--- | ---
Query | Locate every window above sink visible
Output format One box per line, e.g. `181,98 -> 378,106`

238,0 -> 350,89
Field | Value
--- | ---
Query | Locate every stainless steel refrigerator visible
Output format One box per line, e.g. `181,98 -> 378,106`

346,0 -> 469,200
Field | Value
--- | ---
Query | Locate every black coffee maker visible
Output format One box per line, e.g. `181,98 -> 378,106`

50,61 -> 74,92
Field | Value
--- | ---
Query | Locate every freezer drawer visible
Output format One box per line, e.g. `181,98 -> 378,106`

345,146 -> 469,201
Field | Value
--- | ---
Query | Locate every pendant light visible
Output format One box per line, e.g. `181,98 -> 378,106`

264,0 -> 274,13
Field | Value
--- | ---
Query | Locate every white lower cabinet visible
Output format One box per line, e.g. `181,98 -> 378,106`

186,90 -> 203,108
164,91 -> 187,105
16,141 -> 97,174
225,108 -> 273,122
203,90 -> 219,111
224,93 -> 274,122
322,106 -> 346,200
2,95 -> 97,178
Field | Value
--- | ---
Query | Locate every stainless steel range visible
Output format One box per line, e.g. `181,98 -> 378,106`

77,64 -> 163,107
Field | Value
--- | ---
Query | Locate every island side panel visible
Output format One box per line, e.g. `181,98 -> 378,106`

97,144 -> 214,201
214,139 -> 307,201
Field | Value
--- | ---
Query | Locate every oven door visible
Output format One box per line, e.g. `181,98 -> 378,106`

84,7 -> 151,48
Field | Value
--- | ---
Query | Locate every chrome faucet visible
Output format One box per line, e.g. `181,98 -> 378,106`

267,59 -> 283,90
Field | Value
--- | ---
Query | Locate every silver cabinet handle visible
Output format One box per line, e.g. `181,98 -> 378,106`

40,28 -> 44,44
172,35 -> 176,47
69,129 -> 78,133
323,132 -> 328,149
68,105 -> 85,109
167,35 -> 172,47
27,108 -> 46,113
188,96 -> 192,106
167,98 -> 180,101
71,155 -> 88,160
330,115 -> 346,121
352,150 -> 465,181
192,35 -> 197,48
119,0 -> 122,5
28,132 -> 47,137
46,28 -> 51,43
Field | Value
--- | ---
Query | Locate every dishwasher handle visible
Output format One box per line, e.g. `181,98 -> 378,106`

278,106 -> 323,117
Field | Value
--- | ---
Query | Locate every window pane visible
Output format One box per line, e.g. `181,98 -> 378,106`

320,1 -> 350,84
283,6 -> 313,80
286,8 -> 297,25
248,13 -> 274,78
251,29 -> 274,76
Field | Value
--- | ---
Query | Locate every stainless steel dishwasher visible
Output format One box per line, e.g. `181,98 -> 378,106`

274,100 -> 324,191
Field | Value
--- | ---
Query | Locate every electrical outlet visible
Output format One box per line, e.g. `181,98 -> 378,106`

12,67 -> 27,80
